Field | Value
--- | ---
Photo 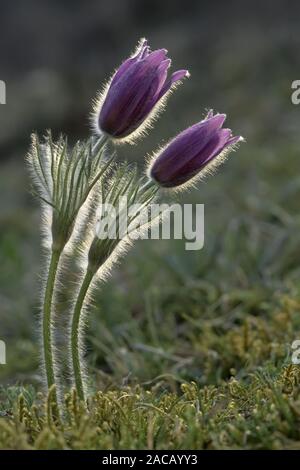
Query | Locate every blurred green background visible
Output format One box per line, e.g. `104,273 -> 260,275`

1,0 -> 300,390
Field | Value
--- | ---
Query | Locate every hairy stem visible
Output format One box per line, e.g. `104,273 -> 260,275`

71,268 -> 94,402
92,133 -> 108,154
43,249 -> 61,399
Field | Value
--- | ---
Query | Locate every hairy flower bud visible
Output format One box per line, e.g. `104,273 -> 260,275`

96,39 -> 189,141
149,111 -> 243,188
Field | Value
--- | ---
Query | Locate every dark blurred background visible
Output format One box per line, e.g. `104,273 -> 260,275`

1,0 -> 300,387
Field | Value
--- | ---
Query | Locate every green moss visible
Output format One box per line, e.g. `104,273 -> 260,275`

0,365 -> 300,449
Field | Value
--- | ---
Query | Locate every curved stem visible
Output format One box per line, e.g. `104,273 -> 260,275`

139,179 -> 157,194
43,249 -> 61,392
71,268 -> 94,402
92,134 -> 109,155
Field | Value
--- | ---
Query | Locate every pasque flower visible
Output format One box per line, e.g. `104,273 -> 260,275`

26,35 -> 246,413
97,39 -> 189,140
149,111 -> 243,188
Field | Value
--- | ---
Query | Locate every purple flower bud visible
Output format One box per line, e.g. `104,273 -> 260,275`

97,39 -> 189,140
149,111 -> 243,188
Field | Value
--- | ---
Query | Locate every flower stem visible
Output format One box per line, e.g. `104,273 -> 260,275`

71,268 -> 94,402
92,134 -> 109,155
43,249 -> 61,399
139,179 -> 157,193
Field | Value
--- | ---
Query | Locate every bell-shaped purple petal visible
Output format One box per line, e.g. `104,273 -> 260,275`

150,112 -> 243,187
144,49 -> 168,67
97,39 -> 189,140
156,69 -> 190,102
137,39 -> 150,59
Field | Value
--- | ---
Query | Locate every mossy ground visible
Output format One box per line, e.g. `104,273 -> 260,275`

1,364 -> 300,449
